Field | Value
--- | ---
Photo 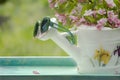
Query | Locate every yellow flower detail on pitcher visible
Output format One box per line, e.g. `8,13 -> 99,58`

94,47 -> 111,66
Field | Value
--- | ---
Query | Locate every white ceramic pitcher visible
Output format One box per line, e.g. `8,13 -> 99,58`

34,18 -> 120,74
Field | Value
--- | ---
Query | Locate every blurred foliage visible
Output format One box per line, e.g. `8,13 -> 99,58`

0,0 -> 7,4
0,0 -> 67,56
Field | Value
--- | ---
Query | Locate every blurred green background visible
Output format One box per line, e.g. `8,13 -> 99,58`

0,0 -> 67,56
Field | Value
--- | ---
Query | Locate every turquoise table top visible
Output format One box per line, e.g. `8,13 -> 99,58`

0,56 -> 120,80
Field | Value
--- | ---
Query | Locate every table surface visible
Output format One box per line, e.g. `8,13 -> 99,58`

0,56 -> 120,80
0,56 -> 77,76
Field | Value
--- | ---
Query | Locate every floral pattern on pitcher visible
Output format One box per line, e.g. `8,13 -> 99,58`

94,47 -> 111,66
114,45 -> 120,65
114,46 -> 120,57
93,45 -> 120,67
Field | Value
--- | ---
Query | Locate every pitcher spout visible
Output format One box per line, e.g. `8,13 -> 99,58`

50,29 -> 81,60
33,17 -> 81,61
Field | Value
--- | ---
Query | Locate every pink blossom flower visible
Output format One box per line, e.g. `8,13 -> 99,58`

114,19 -> 120,28
71,9 -> 77,15
105,0 -> 116,8
76,3 -> 82,11
78,0 -> 86,3
55,13 -> 67,25
75,17 -> 86,26
97,9 -> 106,15
48,0 -> 120,29
84,9 -> 94,16
97,18 -> 107,25
107,11 -> 120,27
107,11 -> 115,17
93,11 -> 97,18
107,11 -> 116,23
96,18 -> 107,30
58,0 -> 67,4
71,3 -> 82,15
112,15 -> 119,22
33,70 -> 40,74
108,17 -> 113,24
69,16 -> 79,23
96,24 -> 103,30
107,10 -> 120,28
48,0 -> 53,3
48,0 -> 56,8
49,2 -> 56,8
115,21 -> 120,28
79,17 -> 86,23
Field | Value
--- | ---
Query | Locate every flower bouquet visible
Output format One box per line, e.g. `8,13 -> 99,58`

48,0 -> 120,29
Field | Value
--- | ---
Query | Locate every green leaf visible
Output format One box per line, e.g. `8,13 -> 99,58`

114,0 -> 120,8
55,1 -> 77,14
66,1 -> 77,13
102,0 -> 109,9
92,0 -> 99,9
81,4 -> 89,15
81,3 -> 94,15
84,16 -> 96,23
94,0 -> 105,9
